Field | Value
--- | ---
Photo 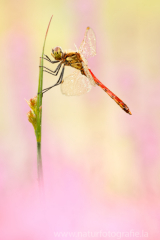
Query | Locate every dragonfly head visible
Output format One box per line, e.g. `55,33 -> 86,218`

51,47 -> 63,60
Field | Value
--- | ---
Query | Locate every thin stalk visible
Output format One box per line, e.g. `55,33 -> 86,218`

37,142 -> 42,182
36,15 -> 53,183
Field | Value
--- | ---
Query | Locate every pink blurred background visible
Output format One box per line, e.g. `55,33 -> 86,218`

0,0 -> 160,239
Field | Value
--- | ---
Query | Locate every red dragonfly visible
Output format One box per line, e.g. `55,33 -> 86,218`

41,27 -> 132,115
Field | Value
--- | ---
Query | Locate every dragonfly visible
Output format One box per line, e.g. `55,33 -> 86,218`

40,27 -> 132,115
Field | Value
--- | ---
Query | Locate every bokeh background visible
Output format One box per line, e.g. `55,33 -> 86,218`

0,0 -> 160,239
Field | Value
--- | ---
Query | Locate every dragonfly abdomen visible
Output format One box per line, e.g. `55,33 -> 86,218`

88,69 -> 132,115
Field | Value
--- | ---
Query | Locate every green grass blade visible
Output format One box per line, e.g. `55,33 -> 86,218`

36,15 -> 53,183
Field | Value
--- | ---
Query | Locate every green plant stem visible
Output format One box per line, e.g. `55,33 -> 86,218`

36,15 -> 53,183
37,142 -> 42,181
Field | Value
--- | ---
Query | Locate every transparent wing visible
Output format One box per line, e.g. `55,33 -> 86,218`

61,69 -> 92,96
79,27 -> 96,60
82,61 -> 96,87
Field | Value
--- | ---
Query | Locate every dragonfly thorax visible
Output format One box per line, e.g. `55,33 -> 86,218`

51,46 -> 63,60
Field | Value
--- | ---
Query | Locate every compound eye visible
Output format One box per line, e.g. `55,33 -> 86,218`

54,47 -> 61,53
51,46 -> 63,60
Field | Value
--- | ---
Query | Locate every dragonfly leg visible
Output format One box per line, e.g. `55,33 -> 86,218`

39,63 -> 62,76
38,66 -> 65,94
43,54 -> 59,63
40,57 -> 59,63
40,54 -> 59,64
44,54 -> 52,62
